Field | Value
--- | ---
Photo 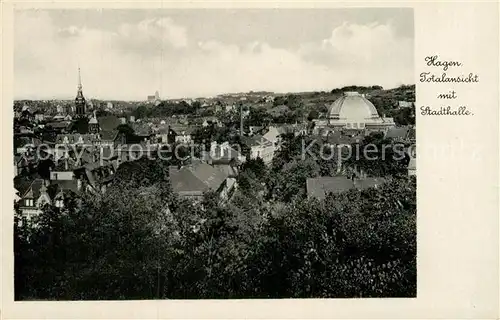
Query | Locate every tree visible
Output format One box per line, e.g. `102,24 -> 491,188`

307,110 -> 320,121
71,117 -> 89,134
133,105 -> 149,119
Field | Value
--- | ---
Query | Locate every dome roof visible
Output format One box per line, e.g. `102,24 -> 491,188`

328,92 -> 379,120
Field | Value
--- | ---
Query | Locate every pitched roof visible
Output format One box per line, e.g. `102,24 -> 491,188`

385,126 -> 411,140
100,130 -> 118,141
98,115 -> 121,131
21,179 -> 45,199
49,180 -> 80,197
46,121 -> 71,129
169,162 -> 229,195
306,176 -> 386,199
131,123 -> 153,136
306,176 -> 355,199
169,125 -> 197,135
14,175 -> 38,195
55,134 -> 100,144
241,134 -> 273,148
169,166 -> 209,195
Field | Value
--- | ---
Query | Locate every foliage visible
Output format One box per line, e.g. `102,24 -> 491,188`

344,132 -> 410,177
70,117 -> 89,134
15,170 -> 416,300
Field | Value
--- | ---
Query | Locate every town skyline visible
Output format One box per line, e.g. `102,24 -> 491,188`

15,8 -> 414,100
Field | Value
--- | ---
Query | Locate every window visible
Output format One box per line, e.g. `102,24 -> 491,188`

25,199 -> 33,207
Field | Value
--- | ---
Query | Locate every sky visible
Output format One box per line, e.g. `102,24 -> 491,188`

14,9 -> 414,101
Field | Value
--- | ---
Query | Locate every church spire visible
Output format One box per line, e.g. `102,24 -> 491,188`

75,66 -> 86,116
77,66 -> 82,91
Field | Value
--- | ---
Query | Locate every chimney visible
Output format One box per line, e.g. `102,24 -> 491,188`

240,103 -> 244,137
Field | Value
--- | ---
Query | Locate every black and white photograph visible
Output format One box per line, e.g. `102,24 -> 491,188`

13,8 -> 416,300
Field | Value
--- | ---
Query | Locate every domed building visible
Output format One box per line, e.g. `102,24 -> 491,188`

315,92 -> 395,134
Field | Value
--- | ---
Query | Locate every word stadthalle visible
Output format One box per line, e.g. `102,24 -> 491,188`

420,106 -> 472,116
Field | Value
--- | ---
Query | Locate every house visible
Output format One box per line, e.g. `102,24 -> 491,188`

14,153 -> 36,177
306,176 -> 386,200
98,115 -> 121,132
52,114 -> 66,121
200,141 -> 245,176
241,135 -> 275,165
262,126 -> 281,147
249,126 -> 264,136
398,101 -> 414,108
225,105 -> 236,112
169,161 -> 236,201
17,179 -> 78,219
74,162 -> 116,194
131,123 -> 154,142
208,141 -> 245,164
385,126 -> 412,142
99,130 -> 124,147
45,121 -> 72,133
55,133 -> 101,146
18,179 -> 50,218
407,157 -> 416,176
14,136 -> 41,154
33,111 -> 45,122
200,116 -> 222,128
169,125 -> 196,144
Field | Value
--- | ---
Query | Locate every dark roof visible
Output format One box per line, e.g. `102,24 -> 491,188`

169,125 -> 197,135
213,164 -> 239,177
14,175 -> 37,195
169,166 -> 209,195
55,134 -> 100,144
50,180 -> 80,195
97,115 -> 121,131
169,162 -> 229,195
100,146 -> 118,159
306,176 -> 386,199
241,134 -> 273,148
100,130 -> 118,141
385,126 -> 411,140
21,179 -> 45,199
131,123 -> 154,136
46,121 -> 71,129
54,158 -> 79,171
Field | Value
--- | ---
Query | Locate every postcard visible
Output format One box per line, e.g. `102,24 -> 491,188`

1,1 -> 498,319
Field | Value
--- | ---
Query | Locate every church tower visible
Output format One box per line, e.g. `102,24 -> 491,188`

75,67 -> 86,116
